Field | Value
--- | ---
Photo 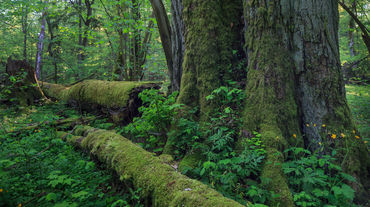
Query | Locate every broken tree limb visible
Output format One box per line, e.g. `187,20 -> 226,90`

56,126 -> 245,207
40,80 -> 160,124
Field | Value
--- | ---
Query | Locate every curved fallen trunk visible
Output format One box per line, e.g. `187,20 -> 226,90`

40,80 -> 159,124
57,126 -> 245,207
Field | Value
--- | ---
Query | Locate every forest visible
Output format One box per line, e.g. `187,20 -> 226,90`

0,0 -> 369,206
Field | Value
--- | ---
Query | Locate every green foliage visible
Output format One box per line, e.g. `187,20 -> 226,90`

0,71 -> 28,103
346,85 -> 370,143
282,147 -> 357,207
0,104 -> 142,207
171,86 -> 270,205
121,89 -> 180,152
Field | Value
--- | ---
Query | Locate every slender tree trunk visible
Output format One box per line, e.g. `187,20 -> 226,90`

35,8 -> 47,80
348,0 -> 356,57
149,0 -> 174,86
77,0 -> 83,72
21,7 -> 28,62
170,0 -> 184,92
46,17 -> 59,84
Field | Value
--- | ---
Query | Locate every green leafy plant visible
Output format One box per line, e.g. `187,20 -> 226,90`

175,86 -> 270,205
282,147 -> 357,207
121,89 -> 181,153
0,104 -> 143,207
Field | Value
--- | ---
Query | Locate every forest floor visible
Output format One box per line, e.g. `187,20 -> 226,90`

0,84 -> 369,207
346,84 -> 369,143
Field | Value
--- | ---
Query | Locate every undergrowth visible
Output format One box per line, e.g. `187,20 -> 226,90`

124,85 -> 363,206
0,104 -> 142,207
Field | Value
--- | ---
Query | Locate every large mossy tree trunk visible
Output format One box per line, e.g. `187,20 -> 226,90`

163,0 -> 245,154
166,0 -> 369,205
177,0 -> 245,119
242,0 -> 369,205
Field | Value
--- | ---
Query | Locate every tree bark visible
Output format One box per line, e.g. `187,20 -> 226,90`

149,0 -> 174,86
348,0 -> 356,57
170,0 -> 184,92
21,6 -> 28,61
35,6 -> 47,80
242,0 -> 369,204
177,0 -> 245,120
46,17 -> 59,84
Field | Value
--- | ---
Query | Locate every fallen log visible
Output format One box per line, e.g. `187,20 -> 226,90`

40,80 -> 160,124
57,126 -> 245,207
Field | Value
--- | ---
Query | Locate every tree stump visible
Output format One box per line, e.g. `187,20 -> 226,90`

4,57 -> 44,105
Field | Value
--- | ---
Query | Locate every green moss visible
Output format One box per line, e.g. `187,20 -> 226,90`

242,1 -> 303,206
58,125 -> 245,206
178,0 -> 244,120
41,80 -> 158,108
178,153 -> 203,173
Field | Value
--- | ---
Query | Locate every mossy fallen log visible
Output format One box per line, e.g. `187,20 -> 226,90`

57,126 -> 245,207
40,80 -> 159,124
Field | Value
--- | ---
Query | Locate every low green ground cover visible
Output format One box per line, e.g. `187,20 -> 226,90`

0,84 -> 367,207
0,104 -> 142,207
346,85 -> 369,145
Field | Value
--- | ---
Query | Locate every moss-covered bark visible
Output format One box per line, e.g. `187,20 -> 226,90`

242,0 -> 369,204
284,0 -> 369,199
177,0 -> 244,119
41,80 -> 159,124
242,1 -> 302,206
57,126 -> 245,207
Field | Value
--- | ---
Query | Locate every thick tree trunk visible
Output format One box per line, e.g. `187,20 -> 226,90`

243,0 -> 369,205
177,0 -> 244,119
170,0 -> 184,92
288,1 -> 369,200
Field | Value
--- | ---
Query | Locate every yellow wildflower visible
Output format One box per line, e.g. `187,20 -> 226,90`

0,189 -> 3,193
306,124 -> 310,127
293,134 -> 297,138
353,130 -> 356,134
322,124 -> 326,127
331,134 -> 337,139
341,133 -> 345,138
319,142 -> 322,145
355,135 -> 360,139
364,141 -> 368,144
18,204 -> 22,207
313,123 -> 317,127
